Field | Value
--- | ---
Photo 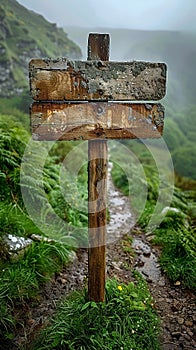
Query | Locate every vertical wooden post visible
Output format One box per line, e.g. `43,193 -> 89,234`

88,34 -> 109,302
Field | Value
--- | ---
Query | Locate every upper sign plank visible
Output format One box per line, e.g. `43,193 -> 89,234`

29,58 -> 167,102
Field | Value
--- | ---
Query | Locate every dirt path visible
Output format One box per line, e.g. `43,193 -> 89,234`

14,167 -> 196,349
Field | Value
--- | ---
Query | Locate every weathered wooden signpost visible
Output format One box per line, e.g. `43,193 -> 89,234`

29,33 -> 167,302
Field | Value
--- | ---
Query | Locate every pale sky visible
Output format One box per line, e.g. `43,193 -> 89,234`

17,0 -> 196,31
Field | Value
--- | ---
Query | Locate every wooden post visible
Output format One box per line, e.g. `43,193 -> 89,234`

88,34 -> 109,302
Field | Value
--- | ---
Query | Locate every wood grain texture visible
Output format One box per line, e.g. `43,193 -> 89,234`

88,140 -> 107,302
88,33 -> 110,60
29,58 -> 167,101
30,102 -> 164,140
87,33 -> 109,303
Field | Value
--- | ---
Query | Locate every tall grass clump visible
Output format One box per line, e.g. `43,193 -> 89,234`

0,240 -> 70,345
34,275 -> 160,350
0,111 -> 88,344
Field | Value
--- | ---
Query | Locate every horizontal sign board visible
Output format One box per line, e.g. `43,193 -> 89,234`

29,58 -> 167,102
31,102 -> 164,141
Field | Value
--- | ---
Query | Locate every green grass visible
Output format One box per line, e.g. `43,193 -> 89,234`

111,158 -> 196,291
153,223 -> 196,289
0,241 -> 71,344
0,112 -> 88,345
33,274 -> 160,350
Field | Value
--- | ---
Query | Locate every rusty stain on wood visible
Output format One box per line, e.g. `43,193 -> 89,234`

30,102 -> 164,140
29,58 -> 167,101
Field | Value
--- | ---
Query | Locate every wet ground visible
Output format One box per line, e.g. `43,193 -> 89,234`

12,166 -> 196,349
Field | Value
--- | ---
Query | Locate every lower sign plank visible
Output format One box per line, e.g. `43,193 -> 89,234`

31,102 -> 164,141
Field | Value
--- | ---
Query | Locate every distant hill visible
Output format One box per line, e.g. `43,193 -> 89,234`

64,26 -> 196,109
0,0 -> 82,98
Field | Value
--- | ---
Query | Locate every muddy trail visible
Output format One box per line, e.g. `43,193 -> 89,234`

13,166 -> 195,350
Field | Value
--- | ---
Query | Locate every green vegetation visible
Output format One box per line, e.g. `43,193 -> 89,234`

0,0 -> 81,97
0,241 -> 69,343
0,103 -> 88,345
164,105 -> 196,182
0,99 -> 161,349
34,275 -> 160,350
111,141 -> 196,290
1,93 -> 195,346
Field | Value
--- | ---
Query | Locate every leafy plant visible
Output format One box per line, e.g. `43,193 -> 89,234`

0,112 -> 89,344
34,275 -> 160,350
0,115 -> 29,200
154,225 -> 196,289
111,151 -> 196,290
0,240 -> 70,344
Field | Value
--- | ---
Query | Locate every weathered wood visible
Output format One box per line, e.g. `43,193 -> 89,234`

88,140 -> 107,302
28,31 -> 167,303
88,34 -> 109,303
31,102 -> 164,140
29,58 -> 166,101
88,33 -> 110,61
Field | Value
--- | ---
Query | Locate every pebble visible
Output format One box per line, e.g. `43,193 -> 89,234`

3,234 -> 32,252
174,281 -> 181,286
184,333 -> 191,340
166,298 -> 172,303
158,277 -> 166,286
178,317 -> 184,325
187,331 -> 194,337
171,331 -> 181,337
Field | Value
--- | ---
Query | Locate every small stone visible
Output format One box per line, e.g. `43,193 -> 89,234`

187,309 -> 193,315
174,281 -> 181,286
185,320 -> 193,327
184,333 -> 191,340
178,317 -> 184,325
158,277 -> 165,286
57,277 -> 66,284
187,331 -> 194,337
166,298 -> 172,303
158,297 -> 165,302
171,331 -> 181,338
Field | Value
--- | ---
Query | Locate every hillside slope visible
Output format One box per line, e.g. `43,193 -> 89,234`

0,0 -> 82,97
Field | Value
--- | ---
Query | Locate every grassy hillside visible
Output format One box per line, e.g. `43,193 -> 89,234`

0,0 -> 82,97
